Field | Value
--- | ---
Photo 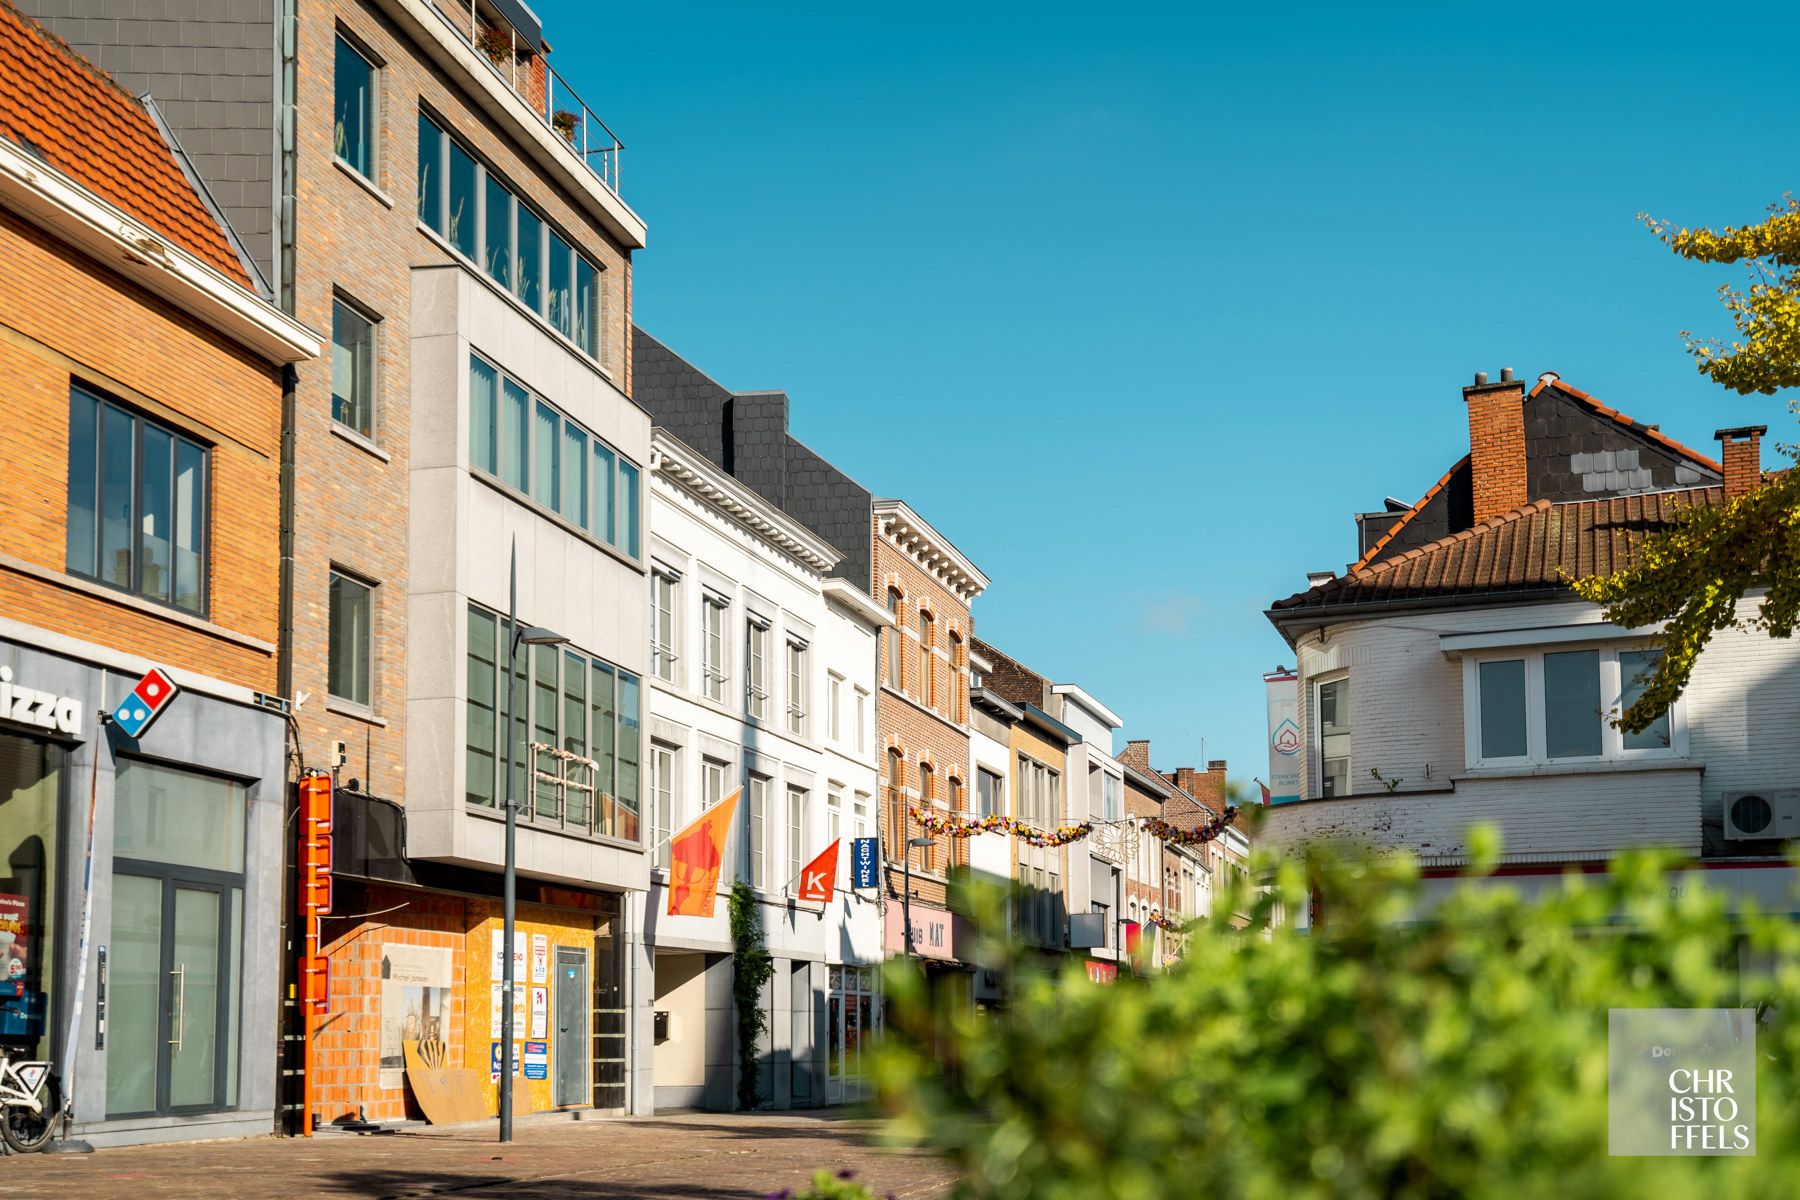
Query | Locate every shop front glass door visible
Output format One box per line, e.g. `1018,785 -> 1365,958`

105,761 -> 244,1119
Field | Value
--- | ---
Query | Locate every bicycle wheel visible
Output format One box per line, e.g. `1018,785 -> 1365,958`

1,1072 -> 60,1153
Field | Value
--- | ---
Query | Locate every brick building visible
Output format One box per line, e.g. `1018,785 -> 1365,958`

0,2 -> 316,1146
1262,369 -> 1789,930
19,0 -> 653,1126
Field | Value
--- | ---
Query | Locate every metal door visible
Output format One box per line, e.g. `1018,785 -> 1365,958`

554,947 -> 589,1107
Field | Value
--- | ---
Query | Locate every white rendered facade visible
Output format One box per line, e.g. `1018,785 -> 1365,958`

640,431 -> 886,1110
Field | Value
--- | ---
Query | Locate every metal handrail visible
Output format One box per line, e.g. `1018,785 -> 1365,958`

434,0 -> 625,198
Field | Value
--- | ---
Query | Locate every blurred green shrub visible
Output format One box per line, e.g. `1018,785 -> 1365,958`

871,834 -> 1800,1199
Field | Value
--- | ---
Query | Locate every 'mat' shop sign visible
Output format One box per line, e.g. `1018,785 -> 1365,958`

0,665 -> 83,737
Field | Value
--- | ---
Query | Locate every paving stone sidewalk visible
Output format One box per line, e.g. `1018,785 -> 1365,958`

0,1111 -> 955,1200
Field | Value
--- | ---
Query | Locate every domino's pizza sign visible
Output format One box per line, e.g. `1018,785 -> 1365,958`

111,668 -> 180,739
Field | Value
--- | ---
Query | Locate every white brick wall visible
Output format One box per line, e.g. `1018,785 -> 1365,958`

1277,593 -> 1796,860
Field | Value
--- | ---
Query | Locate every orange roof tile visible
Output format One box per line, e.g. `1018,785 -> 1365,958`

1272,487 -> 1721,612
0,0 -> 250,287
1350,454 -> 1469,573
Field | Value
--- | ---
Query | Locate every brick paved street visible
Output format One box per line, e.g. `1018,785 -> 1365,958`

0,1112 -> 955,1200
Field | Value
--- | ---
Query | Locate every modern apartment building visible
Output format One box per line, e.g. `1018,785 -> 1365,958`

20,0 -> 653,1124
0,4 -> 316,1145
641,430 -> 887,1111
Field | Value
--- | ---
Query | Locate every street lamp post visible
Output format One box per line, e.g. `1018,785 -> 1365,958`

500,539 -> 568,1143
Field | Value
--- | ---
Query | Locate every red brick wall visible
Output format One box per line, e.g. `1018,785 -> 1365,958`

1464,379 -> 1527,522
0,207 -> 281,691
1720,429 -> 1764,499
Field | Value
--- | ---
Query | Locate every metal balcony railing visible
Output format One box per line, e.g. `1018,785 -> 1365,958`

433,0 -> 624,198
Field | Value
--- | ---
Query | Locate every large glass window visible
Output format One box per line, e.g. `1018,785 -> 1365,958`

482,173 -> 512,288
463,605 -> 642,841
786,786 -> 808,885
515,203 -> 543,314
331,298 -> 376,437
0,734 -> 63,1062
67,388 -> 208,614
575,256 -> 599,358
1619,649 -> 1672,752
468,354 -> 638,556
447,137 -> 478,258
417,111 -> 443,229
1317,677 -> 1350,797
1477,658 -> 1527,760
1544,649 -> 1602,759
334,35 -> 375,179
547,231 -> 575,339
1467,647 -> 1682,766
328,571 -> 373,707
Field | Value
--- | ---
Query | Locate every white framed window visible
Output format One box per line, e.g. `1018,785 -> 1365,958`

853,687 -> 870,754
786,639 -> 808,736
977,767 -> 1003,818
827,672 -> 845,743
651,569 -> 679,683
1019,756 -> 1061,829
852,791 -> 870,842
1314,674 -> 1351,798
650,743 -> 677,870
1463,644 -> 1682,768
702,757 -> 729,809
1101,772 -> 1121,822
746,616 -> 770,720
702,594 -> 729,702
743,773 -> 769,888
786,785 -> 808,887
827,784 -> 844,849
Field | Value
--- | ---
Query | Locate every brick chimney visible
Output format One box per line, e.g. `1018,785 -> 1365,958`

1463,369 -> 1527,522
1715,425 -> 1768,499
1120,739 -> 1152,772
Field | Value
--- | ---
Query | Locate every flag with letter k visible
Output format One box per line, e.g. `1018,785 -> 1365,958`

796,841 -> 841,904
666,789 -> 740,918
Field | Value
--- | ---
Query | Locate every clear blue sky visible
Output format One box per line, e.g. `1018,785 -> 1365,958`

540,0 -> 1788,785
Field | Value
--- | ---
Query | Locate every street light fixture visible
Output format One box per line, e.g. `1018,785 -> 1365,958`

500,540 -> 568,1144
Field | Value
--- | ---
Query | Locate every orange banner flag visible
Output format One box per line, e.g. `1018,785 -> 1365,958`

796,840 -> 840,904
666,789 -> 740,917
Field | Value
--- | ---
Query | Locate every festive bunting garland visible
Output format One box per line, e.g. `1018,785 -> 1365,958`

1141,807 -> 1240,847
908,807 -> 1096,848
906,805 -> 1240,850
1145,912 -> 1185,933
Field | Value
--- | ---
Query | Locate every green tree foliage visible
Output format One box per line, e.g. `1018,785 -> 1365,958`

730,880 -> 776,1110
870,842 -> 1800,1200
1571,200 -> 1800,730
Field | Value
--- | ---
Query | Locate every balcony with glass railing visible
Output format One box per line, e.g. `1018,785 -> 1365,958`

429,0 -> 624,197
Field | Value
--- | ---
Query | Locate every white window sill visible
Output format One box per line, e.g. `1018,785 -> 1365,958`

334,156 -> 395,209
1453,757 -> 1697,782
330,420 -> 391,463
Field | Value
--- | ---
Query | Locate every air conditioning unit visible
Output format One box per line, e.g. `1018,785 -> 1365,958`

1722,790 -> 1800,841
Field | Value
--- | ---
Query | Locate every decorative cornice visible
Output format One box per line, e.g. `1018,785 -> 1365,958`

651,431 -> 841,574
872,498 -> 990,602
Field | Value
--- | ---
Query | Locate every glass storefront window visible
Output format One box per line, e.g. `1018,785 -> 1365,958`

114,760 -> 245,872
0,732 -> 63,1061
